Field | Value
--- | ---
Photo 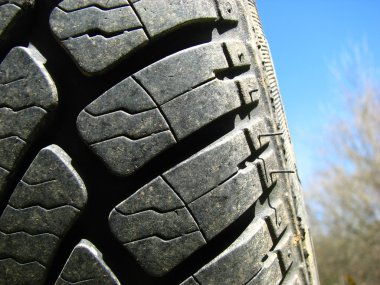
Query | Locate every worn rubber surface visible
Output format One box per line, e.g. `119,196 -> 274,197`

0,0 -> 318,284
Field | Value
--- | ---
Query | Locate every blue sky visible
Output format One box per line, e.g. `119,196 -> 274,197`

256,0 -> 380,187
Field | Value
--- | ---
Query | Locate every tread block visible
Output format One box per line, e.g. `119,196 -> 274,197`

0,0 -> 34,44
125,232 -> 206,277
77,109 -> 169,143
274,230 -> 295,274
114,176 -> 184,214
265,199 -> 290,238
109,177 -> 206,276
0,167 -> 8,193
90,132 -> 176,176
0,231 -> 59,265
0,137 -> 25,170
0,145 -> 87,285
163,131 -> 251,203
193,219 -> 272,285
49,0 -> 240,74
109,121 -> 271,276
246,253 -> 282,285
188,162 -> 262,240
55,240 -> 120,285
180,277 -> 200,285
50,6 -> 141,40
0,4 -> 20,40
133,41 -> 248,105
77,41 -> 257,176
84,77 -> 156,115
49,1 -> 147,74
256,148 -> 281,189
110,208 -> 199,243
282,267 -> 308,285
0,46 -> 58,196
161,79 -> 241,140
0,107 -> 47,139
60,31 -> 148,75
0,205 -> 80,236
133,0 -> 218,38
0,259 -> 45,285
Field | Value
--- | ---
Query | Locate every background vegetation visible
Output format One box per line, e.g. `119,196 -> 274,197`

306,45 -> 380,285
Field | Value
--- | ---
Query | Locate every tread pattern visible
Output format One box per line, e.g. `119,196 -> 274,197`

0,0 -> 34,45
49,0 -> 240,74
180,207 -> 298,285
0,46 -> 58,197
0,0 -> 316,284
192,219 -> 272,285
248,2 -> 318,282
55,240 -> 120,285
0,145 -> 87,285
77,41 -> 258,176
246,253 -> 282,285
109,118 -> 270,276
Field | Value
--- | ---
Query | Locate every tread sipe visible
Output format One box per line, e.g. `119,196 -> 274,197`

0,0 -> 318,284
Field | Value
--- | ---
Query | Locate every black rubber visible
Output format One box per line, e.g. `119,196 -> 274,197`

0,0 -> 318,284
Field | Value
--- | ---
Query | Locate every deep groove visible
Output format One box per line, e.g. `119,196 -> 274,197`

221,42 -> 234,67
193,275 -> 202,285
270,228 -> 289,254
258,174 -> 277,204
243,128 -> 268,160
244,266 -> 262,285
261,254 -> 269,263
214,65 -> 251,80
279,262 -> 295,285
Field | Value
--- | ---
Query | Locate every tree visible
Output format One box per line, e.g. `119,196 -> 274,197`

307,43 -> 380,285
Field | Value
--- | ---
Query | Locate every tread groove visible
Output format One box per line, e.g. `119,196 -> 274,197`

114,206 -> 185,217
122,230 -> 201,244
57,4 -> 131,13
0,257 -> 46,268
0,229 -> 60,239
131,75 -> 179,142
0,0 -> 315,283
160,175 -> 207,241
126,0 -> 150,39
89,130 -> 171,145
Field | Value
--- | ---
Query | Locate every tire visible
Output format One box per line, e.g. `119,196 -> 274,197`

0,0 -> 319,284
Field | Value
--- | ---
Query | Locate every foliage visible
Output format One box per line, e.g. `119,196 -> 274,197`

307,44 -> 380,285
